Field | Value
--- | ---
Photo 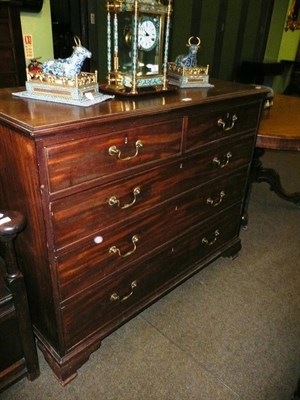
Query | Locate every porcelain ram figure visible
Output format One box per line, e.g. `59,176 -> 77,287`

175,37 -> 201,68
42,37 -> 91,79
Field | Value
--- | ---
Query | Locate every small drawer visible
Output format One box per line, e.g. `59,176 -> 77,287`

44,118 -> 183,193
61,204 -> 242,349
186,100 -> 261,152
56,170 -> 246,300
181,134 -> 255,187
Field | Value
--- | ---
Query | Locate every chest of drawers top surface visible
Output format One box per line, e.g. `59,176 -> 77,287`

0,80 -> 266,135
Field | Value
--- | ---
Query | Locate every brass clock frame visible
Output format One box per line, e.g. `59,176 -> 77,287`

105,0 -> 173,95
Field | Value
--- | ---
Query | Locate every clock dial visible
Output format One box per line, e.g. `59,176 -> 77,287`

138,19 -> 158,51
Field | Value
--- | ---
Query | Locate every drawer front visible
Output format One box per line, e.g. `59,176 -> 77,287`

57,170 -> 246,300
61,204 -> 241,349
51,135 -> 253,250
186,100 -> 261,152
45,119 -> 183,193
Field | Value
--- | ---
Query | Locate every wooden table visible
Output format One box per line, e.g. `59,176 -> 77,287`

253,94 -> 300,206
257,94 -> 300,150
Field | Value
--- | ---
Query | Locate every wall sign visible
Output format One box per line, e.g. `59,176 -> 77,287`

23,34 -> 34,60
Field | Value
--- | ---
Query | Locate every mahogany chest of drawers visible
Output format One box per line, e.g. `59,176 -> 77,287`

0,81 -> 266,384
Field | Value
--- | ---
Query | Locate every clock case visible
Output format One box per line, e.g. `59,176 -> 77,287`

104,0 -> 172,95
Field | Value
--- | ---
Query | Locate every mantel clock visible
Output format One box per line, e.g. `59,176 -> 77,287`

105,0 -> 172,95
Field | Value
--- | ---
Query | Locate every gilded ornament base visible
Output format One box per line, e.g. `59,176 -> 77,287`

25,70 -> 99,101
14,69 -> 114,107
103,71 -> 176,96
167,62 -> 213,88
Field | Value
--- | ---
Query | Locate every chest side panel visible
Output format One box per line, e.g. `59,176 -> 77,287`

0,125 -> 59,348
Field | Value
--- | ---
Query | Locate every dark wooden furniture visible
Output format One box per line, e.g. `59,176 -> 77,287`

293,378 -> 300,400
0,2 -> 26,88
282,61 -> 300,96
253,94 -> 300,206
20,0 -> 44,12
0,81 -> 267,384
238,61 -> 285,85
0,210 -> 39,392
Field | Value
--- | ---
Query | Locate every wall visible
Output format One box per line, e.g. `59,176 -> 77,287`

19,0 -> 299,93
20,0 -> 53,63
265,0 -> 300,62
265,0 -> 300,92
264,0 -> 290,62
170,0 -> 297,90
169,0 -> 278,81
97,1 -> 107,82
169,0 -> 194,61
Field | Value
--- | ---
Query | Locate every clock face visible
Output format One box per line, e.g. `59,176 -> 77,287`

138,19 -> 158,51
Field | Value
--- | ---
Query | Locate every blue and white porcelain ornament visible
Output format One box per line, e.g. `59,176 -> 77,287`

168,36 -> 213,88
175,37 -> 201,68
42,36 -> 91,80
14,36 -> 114,106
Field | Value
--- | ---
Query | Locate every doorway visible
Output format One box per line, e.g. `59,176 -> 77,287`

49,0 -> 99,72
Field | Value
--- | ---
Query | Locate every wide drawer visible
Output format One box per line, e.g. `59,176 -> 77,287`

61,204 -> 242,349
51,135 -> 253,250
186,99 -> 261,152
44,118 -> 183,193
56,170 -> 246,300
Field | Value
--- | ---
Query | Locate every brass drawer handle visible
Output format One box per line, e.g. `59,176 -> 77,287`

108,187 -> 141,209
213,152 -> 232,168
109,235 -> 139,258
202,229 -> 220,246
108,140 -> 143,161
217,114 -> 238,131
207,190 -> 226,207
110,280 -> 137,302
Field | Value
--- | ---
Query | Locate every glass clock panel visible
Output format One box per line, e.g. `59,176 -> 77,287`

118,12 -> 133,73
118,13 -> 162,76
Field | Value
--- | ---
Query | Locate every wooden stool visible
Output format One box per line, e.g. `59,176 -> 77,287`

0,210 -> 39,392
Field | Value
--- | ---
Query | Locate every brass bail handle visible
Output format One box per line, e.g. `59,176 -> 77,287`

108,140 -> 143,161
213,152 -> 232,168
109,235 -> 139,258
217,114 -> 238,131
110,281 -> 138,302
108,187 -> 141,209
206,191 -> 226,207
202,229 -> 220,246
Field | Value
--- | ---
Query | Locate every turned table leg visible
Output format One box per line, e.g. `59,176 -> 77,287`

241,148 -> 300,229
253,148 -> 300,206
